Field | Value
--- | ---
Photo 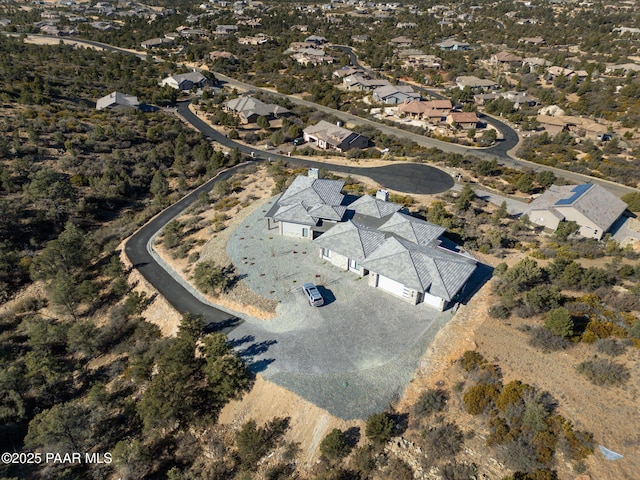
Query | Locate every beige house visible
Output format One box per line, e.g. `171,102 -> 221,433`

524,184 -> 627,240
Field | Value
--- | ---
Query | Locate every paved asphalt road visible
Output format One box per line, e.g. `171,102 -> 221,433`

124,165 -> 251,333
176,101 -> 454,194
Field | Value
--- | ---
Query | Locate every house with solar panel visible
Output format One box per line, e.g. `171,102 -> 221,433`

524,184 -> 627,240
265,169 -> 477,310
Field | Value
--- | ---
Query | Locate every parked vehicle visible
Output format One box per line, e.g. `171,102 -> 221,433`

302,283 -> 324,306
292,137 -> 305,146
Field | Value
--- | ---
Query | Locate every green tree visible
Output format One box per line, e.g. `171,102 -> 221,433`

193,260 -> 233,294
555,220 -> 580,241
503,257 -> 545,292
365,412 -> 395,445
621,192 -> 640,212
149,170 -> 169,200
202,333 -> 251,402
256,115 -> 270,129
24,402 -> 89,451
320,428 -> 351,459
535,170 -> 557,189
515,173 -> 534,194
48,271 -> 82,320
455,184 -> 475,211
30,222 -> 88,281
492,201 -> 508,224
24,167 -> 76,224
544,308 -> 574,337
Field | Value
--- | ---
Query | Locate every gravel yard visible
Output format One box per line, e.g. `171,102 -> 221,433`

224,197 -> 453,419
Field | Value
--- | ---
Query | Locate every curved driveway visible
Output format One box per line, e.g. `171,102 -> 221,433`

177,101 -> 454,195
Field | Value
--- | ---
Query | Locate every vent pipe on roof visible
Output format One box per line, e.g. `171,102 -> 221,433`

376,189 -> 389,201
308,168 -> 319,179
336,120 -> 343,127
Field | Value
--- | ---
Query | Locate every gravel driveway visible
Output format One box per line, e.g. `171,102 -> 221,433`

225,198 -> 452,419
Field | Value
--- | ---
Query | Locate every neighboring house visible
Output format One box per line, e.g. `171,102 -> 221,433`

437,39 -> 470,50
292,48 -> 334,65
447,112 -> 479,129
490,51 -> 523,66
333,66 -> 364,79
210,50 -> 235,61
474,91 -> 538,108
141,37 -> 174,49
372,85 -> 421,104
305,35 -> 327,45
342,74 -> 391,91
522,57 -> 551,69
96,91 -> 139,111
524,184 -> 627,240
268,171 -> 477,310
223,96 -> 289,124
160,71 -> 212,91
604,63 -> 640,75
264,170 -> 346,239
397,99 -> 452,121
303,120 -> 369,151
238,35 -> 269,45
518,36 -> 546,45
455,76 -> 499,91
389,36 -> 413,47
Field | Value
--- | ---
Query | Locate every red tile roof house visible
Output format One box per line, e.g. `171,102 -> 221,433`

447,112 -> 479,129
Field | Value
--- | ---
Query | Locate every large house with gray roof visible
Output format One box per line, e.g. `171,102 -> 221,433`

303,120 -> 369,151
266,171 -> 477,310
224,96 -> 290,124
524,183 -> 627,240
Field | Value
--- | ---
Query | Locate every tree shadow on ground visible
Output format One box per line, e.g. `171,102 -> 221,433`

247,358 -> 275,373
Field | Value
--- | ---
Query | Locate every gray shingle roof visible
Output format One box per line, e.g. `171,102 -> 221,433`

278,176 -> 345,207
224,96 -> 289,118
96,91 -> 139,110
308,204 -> 347,222
272,203 -> 316,226
348,195 -> 402,218
361,237 -> 476,301
314,221 -> 387,262
526,183 -> 627,232
378,212 -> 445,246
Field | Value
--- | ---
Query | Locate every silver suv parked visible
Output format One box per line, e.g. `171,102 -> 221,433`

302,283 -> 324,307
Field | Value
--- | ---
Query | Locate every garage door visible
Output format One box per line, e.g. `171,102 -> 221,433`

377,275 -> 410,299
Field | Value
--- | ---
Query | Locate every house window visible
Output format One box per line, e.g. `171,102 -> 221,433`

349,259 -> 360,271
321,248 -> 331,259
302,228 -> 309,237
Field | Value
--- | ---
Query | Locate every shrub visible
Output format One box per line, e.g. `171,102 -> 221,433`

320,428 -> 351,459
544,308 -> 574,337
594,338 -> 627,357
365,412 -> 395,445
460,351 -> 486,372
413,388 -> 448,418
463,383 -> 500,415
576,359 -> 630,386
383,457 -> 413,480
496,380 -> 530,412
489,304 -> 512,319
193,261 -> 233,294
422,423 -> 464,460
439,461 -> 478,480
528,327 -> 569,352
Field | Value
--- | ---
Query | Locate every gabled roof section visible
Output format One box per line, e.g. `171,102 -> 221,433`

527,183 -> 627,232
308,204 -> 347,222
272,203 -> 317,226
348,195 -> 402,218
96,91 -> 139,110
224,96 -> 289,117
278,175 -> 345,207
362,237 -> 476,301
378,212 -> 445,246
314,221 -> 387,262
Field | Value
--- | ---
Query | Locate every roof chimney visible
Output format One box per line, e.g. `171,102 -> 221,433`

376,189 -> 389,201
308,168 -> 319,179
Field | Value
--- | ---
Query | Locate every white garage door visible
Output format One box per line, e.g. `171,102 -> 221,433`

377,275 -> 410,298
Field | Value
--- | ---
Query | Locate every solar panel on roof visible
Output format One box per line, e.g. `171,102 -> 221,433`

555,184 -> 592,205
